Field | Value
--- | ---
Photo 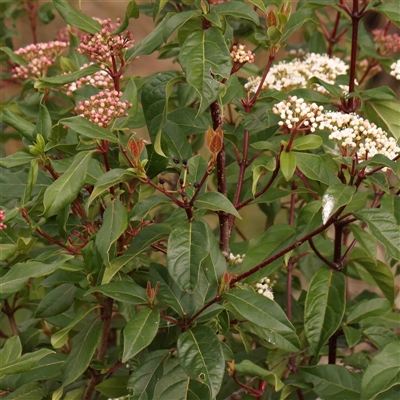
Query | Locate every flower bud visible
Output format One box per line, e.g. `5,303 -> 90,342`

205,126 -> 223,158
267,9 -> 278,27
128,137 -> 144,164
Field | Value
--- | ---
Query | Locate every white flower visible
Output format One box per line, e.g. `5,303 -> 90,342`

390,60 -> 400,80
318,112 -> 400,162
245,53 -> 348,94
254,277 -> 274,300
229,253 -> 246,265
273,96 -> 324,132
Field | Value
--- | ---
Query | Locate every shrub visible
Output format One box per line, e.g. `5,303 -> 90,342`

0,0 -> 399,399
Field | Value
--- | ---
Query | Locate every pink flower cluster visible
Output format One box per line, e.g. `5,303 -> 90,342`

56,26 -> 82,42
12,41 -> 68,79
372,29 -> 400,55
0,210 -> 6,231
74,90 -> 132,128
65,64 -> 113,96
230,44 -> 255,65
76,18 -> 134,66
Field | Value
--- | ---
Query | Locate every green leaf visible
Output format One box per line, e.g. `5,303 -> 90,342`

296,200 -> 322,237
50,306 -> 98,348
347,298 -> 391,324
179,27 -> 231,113
291,135 -> 323,151
164,10 -> 202,42
321,184 -> 356,224
130,195 -> 172,221
362,326 -> 397,350
349,225 -> 377,260
374,3 -> 400,28
0,253 -> 74,295
35,284 -> 77,318
281,3 -> 319,41
167,220 -> 210,292
194,192 -> 241,219
153,358 -> 211,400
122,308 -> 160,362
352,258 -> 395,304
343,325 -> 362,348
361,341 -> 400,399
0,150 -> 37,168
299,365 -> 361,400
177,325 -> 224,398
43,151 -> 93,217
0,47 -> 28,66
142,72 -> 183,144
87,169 -> 135,210
96,376 -> 129,398
280,151 -> 296,181
247,0 -> 268,14
104,223 -> 171,283
304,268 -> 346,356
294,152 -> 340,185
364,99 -> 400,140
1,109 -> 35,141
59,318 -> 102,389
34,64 -> 101,89
52,0 -> 101,33
234,360 -> 284,391
353,209 -> 400,261
61,116 -> 119,143
4,382 -> 43,399
36,102 -> 52,141
113,0 -> 139,34
127,350 -> 169,399
213,2 -> 260,25
0,336 -> 22,365
95,200 -> 128,266
224,289 -> 301,352
85,281 -> 147,305
0,349 -> 54,378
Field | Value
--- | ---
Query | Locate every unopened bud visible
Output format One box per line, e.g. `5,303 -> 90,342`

128,137 -> 144,164
205,126 -> 223,157
267,9 -> 278,27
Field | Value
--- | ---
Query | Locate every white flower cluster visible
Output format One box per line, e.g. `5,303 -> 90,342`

229,253 -> 246,265
245,53 -> 348,94
230,44 -> 255,64
107,396 -> 129,400
273,96 -> 324,132
255,277 -> 274,300
390,60 -> 400,80
318,111 -> 400,161
65,64 -> 113,95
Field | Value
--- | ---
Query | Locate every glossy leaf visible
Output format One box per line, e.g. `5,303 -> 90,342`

58,318 -> 102,390
322,184 -> 356,224
43,151 -> 93,217
87,169 -> 135,210
361,341 -> 400,399
224,289 -> 301,351
347,298 -> 391,324
234,360 -> 284,391
127,350 -> 170,399
96,376 -> 129,398
130,195 -> 172,221
354,209 -> 400,261
374,3 -> 400,28
1,109 -> 35,141
167,220 -> 210,292
122,308 -> 160,362
50,306 -> 98,349
304,268 -> 346,356
280,151 -> 296,181
343,325 -> 362,348
85,281 -> 147,305
104,223 -> 171,283
0,254 -> 73,295
194,192 -> 241,219
179,27 -> 231,113
213,2 -> 260,25
61,116 -> 119,143
0,349 -> 54,377
95,200 -> 128,266
34,64 -> 100,89
0,336 -> 22,365
35,283 -> 77,318
294,152 -> 340,185
0,150 -> 37,168
112,0 -> 139,34
52,0 -> 101,33
291,135 -> 323,151
299,365 -> 361,400
177,325 -> 224,398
